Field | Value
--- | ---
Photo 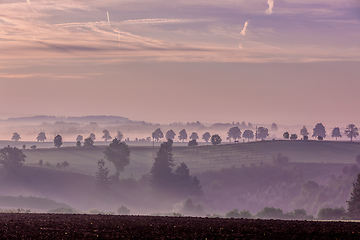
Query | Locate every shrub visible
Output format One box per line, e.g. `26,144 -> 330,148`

225,209 -> 252,219
317,207 -> 345,220
256,207 -> 283,219
48,207 -> 75,214
117,205 -> 130,215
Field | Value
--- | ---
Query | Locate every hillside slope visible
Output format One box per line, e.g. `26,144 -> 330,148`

23,140 -> 360,178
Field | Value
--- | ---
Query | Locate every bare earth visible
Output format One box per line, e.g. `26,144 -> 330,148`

0,214 -> 359,239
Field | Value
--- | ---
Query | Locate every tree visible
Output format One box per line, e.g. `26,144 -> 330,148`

188,139 -> 198,147
345,124 -> 359,142
348,173 -> 360,219
11,132 -> 21,142
312,123 -> 326,139
227,127 -> 241,142
84,137 -> 94,147
36,132 -> 46,142
61,161 -> 69,169
103,138 -> 130,179
76,135 -> 83,142
211,134 -> 222,145
283,132 -> 290,140
76,141 -> 81,147
271,123 -> 278,131
54,135 -> 63,148
102,130 -> 112,142
0,146 -> 26,170
150,139 -> 175,191
300,126 -> 309,138
165,130 -> 176,141
290,134 -> 298,140
331,127 -> 342,141
96,159 -> 110,188
189,132 -> 199,141
242,130 -> 254,142
89,133 -> 96,141
202,132 -> 211,143
116,131 -> 124,141
256,127 -> 269,140
152,128 -> 164,142
179,129 -> 188,142
174,162 -> 202,196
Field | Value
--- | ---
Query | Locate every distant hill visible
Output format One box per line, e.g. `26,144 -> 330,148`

1,115 -> 130,124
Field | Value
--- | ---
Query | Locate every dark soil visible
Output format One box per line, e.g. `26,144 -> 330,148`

0,214 -> 359,239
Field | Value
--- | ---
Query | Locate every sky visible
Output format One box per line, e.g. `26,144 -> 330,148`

0,0 -> 359,126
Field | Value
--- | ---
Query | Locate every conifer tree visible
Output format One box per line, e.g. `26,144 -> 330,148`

96,159 -> 110,188
348,173 -> 360,219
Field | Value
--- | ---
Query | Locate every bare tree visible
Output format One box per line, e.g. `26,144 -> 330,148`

345,124 -> 359,142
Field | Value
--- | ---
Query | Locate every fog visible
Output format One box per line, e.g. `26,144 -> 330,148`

0,115 -> 359,220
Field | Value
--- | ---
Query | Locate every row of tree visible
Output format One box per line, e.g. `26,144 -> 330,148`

283,123 -> 359,142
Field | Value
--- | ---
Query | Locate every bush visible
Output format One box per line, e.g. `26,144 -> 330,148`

225,209 -> 252,219
317,207 -> 345,220
48,207 -> 75,214
117,205 -> 130,215
256,207 -> 283,219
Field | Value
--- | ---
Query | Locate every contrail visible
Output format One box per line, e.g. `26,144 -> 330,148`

266,0 -> 274,15
107,11 -> 111,26
241,21 -> 249,36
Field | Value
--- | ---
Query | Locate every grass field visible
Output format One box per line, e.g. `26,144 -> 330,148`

21,140 -> 360,179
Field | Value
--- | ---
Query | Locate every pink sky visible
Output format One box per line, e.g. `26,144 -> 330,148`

0,0 -> 359,126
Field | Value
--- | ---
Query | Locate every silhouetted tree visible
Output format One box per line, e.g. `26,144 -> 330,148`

283,132 -> 290,140
152,128 -> 164,142
36,132 -> 46,142
54,135 -> 63,148
256,127 -> 269,140
89,133 -> 96,141
150,139 -> 175,191
332,127 -> 342,141
76,135 -> 83,142
175,162 -> 202,196
61,161 -> 69,169
84,137 -> 94,147
103,138 -> 130,179
345,124 -> 359,142
102,130 -> 112,142
290,134 -> 298,140
271,123 -> 278,131
179,129 -> 188,142
165,130 -> 176,141
116,131 -> 124,141
227,127 -> 241,142
202,132 -> 211,143
243,130 -> 254,142
188,139 -> 198,147
0,146 -> 26,170
76,141 -> 81,147
189,132 -> 199,141
96,159 -> 110,188
11,132 -> 21,142
349,173 -> 360,219
300,126 -> 309,138
211,134 -> 222,145
312,123 -> 326,139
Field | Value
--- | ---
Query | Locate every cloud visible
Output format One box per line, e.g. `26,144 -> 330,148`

266,0 -> 274,14
240,21 -> 249,36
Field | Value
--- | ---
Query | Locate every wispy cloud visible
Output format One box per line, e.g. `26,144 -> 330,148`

266,0 -> 274,15
240,21 -> 249,36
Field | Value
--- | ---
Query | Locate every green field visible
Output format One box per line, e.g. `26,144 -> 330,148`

22,140 -> 360,179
